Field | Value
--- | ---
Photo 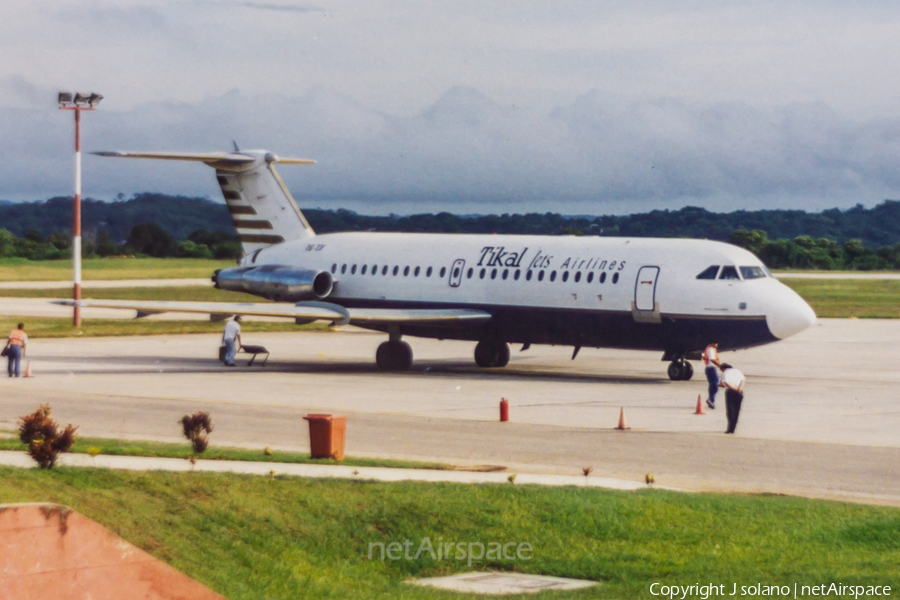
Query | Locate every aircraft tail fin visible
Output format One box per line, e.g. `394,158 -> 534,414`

94,149 -> 317,255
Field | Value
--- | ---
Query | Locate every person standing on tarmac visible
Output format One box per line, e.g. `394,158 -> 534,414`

703,341 -> 721,410
4,323 -> 27,378
222,316 -> 242,367
719,363 -> 746,434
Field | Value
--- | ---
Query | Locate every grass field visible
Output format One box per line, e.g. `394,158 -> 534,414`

0,316 -> 318,338
5,280 -> 897,319
0,436 -> 448,471
1,259 -> 899,321
0,285 -> 266,302
779,279 -> 900,318
4,279 -> 899,320
1,468 -> 898,599
0,257 -> 231,281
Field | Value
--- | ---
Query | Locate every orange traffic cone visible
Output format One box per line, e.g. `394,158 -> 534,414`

695,394 -> 705,415
616,407 -> 628,430
23,361 -> 33,378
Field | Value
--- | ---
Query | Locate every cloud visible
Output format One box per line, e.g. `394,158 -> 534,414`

0,76 -> 47,109
238,2 -> 323,13
57,6 -> 167,36
2,84 -> 900,214
191,1 -> 323,13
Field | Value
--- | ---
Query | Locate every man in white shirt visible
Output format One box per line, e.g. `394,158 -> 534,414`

702,341 -> 721,410
222,316 -> 242,367
719,363 -> 745,434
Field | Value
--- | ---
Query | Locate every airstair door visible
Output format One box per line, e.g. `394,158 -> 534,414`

448,259 -> 465,287
634,266 -> 660,311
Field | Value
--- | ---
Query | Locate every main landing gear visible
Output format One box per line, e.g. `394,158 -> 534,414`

667,358 -> 694,381
376,328 -> 413,371
474,339 -> 510,368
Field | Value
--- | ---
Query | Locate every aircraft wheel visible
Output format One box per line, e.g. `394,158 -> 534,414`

494,342 -> 510,367
376,341 -> 413,371
474,340 -> 509,368
667,360 -> 684,381
667,359 -> 693,381
474,340 -> 493,367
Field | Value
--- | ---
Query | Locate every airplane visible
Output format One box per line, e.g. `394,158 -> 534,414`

57,147 -> 817,380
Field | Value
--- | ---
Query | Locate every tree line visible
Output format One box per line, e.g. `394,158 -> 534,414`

1,194 -> 899,269
302,201 -> 900,248
1,221 -> 899,270
2,194 -> 900,249
0,224 -> 241,261
728,230 -> 900,270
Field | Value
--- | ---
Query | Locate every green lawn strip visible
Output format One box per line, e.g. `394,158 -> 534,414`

0,436 -> 448,471
0,285 -> 269,302
1,468 -> 898,599
0,316 -> 321,338
0,257 -> 233,282
780,279 -> 900,318
5,274 -> 900,325
773,269 -> 900,275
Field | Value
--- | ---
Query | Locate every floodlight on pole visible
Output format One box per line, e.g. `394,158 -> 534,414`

58,91 -> 101,327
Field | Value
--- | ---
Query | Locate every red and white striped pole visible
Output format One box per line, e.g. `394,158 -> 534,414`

73,107 -> 82,327
59,92 -> 102,328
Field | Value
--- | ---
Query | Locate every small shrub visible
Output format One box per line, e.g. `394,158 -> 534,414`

18,404 -> 77,469
180,412 -> 214,457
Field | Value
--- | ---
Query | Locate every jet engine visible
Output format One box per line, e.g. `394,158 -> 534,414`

213,265 -> 334,302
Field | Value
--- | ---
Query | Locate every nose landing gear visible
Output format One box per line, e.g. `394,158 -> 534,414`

667,358 -> 694,381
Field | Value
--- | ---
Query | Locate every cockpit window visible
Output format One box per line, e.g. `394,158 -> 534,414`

696,266 -> 720,280
719,266 -> 740,280
739,266 -> 766,280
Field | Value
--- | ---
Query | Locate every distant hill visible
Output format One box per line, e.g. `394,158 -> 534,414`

1,194 -> 900,248
0,194 -> 234,242
303,201 -> 900,248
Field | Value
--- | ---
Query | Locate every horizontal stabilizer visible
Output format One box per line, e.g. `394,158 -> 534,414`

52,300 -> 492,327
92,151 -> 315,166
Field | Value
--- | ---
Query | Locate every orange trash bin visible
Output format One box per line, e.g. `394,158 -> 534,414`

303,414 -> 347,460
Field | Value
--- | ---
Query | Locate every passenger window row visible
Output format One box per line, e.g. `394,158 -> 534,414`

332,263 -> 441,277
331,263 -> 620,284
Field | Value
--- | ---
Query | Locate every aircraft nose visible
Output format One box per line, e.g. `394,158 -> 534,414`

765,282 -> 817,339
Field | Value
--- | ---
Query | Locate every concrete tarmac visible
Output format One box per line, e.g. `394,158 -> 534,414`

1,319 -> 898,505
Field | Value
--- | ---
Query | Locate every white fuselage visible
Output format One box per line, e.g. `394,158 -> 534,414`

241,232 -> 816,353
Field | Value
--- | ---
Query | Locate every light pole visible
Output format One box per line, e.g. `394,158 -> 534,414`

58,91 -> 102,327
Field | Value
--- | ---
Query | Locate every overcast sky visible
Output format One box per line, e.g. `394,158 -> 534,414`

4,0 -> 900,214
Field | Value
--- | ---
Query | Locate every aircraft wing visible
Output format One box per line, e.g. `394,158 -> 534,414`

51,300 -> 491,326
345,308 -> 492,325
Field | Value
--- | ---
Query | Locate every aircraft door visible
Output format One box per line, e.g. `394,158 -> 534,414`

634,266 -> 660,311
449,259 -> 465,287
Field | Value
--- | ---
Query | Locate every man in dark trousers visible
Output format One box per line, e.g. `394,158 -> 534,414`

719,363 -> 746,434
702,341 -> 721,409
